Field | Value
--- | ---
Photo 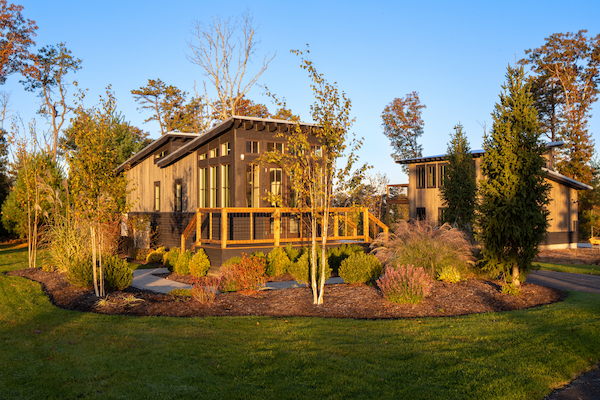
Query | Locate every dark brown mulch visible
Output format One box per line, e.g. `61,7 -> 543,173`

7,267 -> 565,319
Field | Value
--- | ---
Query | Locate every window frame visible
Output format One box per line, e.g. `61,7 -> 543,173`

416,165 -> 426,189
438,163 -> 448,188
221,164 -> 231,207
426,164 -> 437,188
174,179 -> 183,212
209,165 -> 219,208
154,182 -> 161,212
198,167 -> 208,208
246,140 -> 259,154
220,142 -> 230,156
416,207 -> 426,221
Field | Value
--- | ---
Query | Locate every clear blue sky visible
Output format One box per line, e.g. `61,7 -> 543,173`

3,0 -> 599,184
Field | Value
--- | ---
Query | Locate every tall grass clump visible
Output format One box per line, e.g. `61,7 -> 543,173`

371,220 -> 475,280
377,264 -> 432,304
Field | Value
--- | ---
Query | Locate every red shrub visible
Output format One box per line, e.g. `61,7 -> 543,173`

191,276 -> 221,305
219,253 -> 266,292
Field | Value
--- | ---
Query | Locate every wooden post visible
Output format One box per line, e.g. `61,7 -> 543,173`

274,208 -> 281,247
333,213 -> 339,239
221,208 -> 227,249
209,212 -> 213,241
249,210 -> 254,241
180,233 -> 185,254
196,208 -> 202,247
363,207 -> 370,243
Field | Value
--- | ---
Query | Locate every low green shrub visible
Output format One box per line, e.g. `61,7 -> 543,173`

288,249 -> 331,286
134,248 -> 151,261
339,252 -> 382,284
327,244 -> 365,274
219,253 -> 266,292
285,243 -> 301,263
169,288 -> 193,298
163,247 -> 180,271
266,247 -> 290,276
189,249 -> 210,277
146,246 -> 166,264
67,255 -> 132,291
437,265 -> 462,283
102,255 -> 133,291
67,256 -> 93,288
377,264 -> 432,304
501,283 -> 521,296
174,250 -> 193,275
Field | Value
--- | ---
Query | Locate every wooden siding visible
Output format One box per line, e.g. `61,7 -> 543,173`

127,151 -> 198,213
407,159 -> 578,243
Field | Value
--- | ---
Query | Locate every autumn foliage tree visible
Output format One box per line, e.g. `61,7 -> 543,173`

0,0 -> 36,84
381,92 -> 425,173
521,30 -> 599,186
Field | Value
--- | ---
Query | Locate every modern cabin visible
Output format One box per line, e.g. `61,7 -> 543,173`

394,142 -> 592,249
116,116 -> 387,266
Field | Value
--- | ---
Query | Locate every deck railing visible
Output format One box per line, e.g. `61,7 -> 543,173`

387,184 -> 409,205
181,207 -> 388,253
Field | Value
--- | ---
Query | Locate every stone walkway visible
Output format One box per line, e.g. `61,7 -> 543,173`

131,267 -> 344,294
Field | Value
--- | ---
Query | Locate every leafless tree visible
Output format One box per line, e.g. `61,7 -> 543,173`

186,11 -> 274,121
0,90 -> 11,129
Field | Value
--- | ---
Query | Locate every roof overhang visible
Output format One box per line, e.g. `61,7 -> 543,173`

115,132 -> 200,174
543,168 -> 593,191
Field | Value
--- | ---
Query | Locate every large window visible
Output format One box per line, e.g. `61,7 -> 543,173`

269,168 -> 282,206
427,164 -> 436,188
439,163 -> 448,188
221,142 -> 230,156
209,147 -> 218,158
221,164 -> 230,207
267,142 -> 284,153
416,165 -> 425,189
154,182 -> 160,211
175,180 -> 182,212
416,207 -> 426,220
199,168 -> 208,207
246,141 -> 259,154
246,164 -> 260,207
210,166 -> 219,208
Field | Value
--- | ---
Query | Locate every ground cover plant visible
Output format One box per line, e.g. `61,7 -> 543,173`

2,243 -> 600,399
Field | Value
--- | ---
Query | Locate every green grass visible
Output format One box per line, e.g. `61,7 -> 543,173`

2,244 -> 600,399
535,262 -> 600,275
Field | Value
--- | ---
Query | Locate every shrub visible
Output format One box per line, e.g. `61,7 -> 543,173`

191,276 -> 221,304
501,283 -> 521,296
67,255 -> 132,291
146,246 -> 166,264
266,247 -> 290,276
288,249 -> 331,286
339,252 -> 382,284
67,256 -> 93,288
222,256 -> 241,268
102,255 -> 133,291
189,249 -> 210,277
327,244 -> 365,274
218,253 -> 266,292
285,243 -> 301,263
163,247 -> 180,271
134,248 -> 151,261
371,220 -> 475,279
377,264 -> 432,304
174,250 -> 193,275
437,265 -> 462,283
169,288 -> 193,299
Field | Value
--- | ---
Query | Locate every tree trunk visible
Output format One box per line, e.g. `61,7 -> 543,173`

512,265 -> 521,287
91,225 -> 99,297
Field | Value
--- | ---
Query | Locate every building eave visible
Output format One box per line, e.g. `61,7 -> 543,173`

543,168 -> 593,191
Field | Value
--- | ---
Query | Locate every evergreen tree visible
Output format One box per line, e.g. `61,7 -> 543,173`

439,124 -> 477,230
478,65 -> 551,287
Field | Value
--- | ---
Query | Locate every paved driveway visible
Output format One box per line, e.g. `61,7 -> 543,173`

526,270 -> 600,294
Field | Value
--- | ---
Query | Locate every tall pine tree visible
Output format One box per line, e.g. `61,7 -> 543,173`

478,65 -> 551,287
439,124 -> 477,231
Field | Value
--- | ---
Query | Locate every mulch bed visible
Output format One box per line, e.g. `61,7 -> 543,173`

7,267 -> 565,319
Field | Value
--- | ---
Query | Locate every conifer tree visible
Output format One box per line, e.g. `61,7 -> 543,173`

439,124 -> 477,231
478,65 -> 551,288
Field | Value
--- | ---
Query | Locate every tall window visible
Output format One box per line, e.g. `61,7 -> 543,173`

427,164 -> 436,188
175,181 -> 182,212
209,148 -> 218,158
221,164 -> 230,207
416,165 -> 425,189
198,153 -> 206,161
439,163 -> 448,187
154,182 -> 160,211
199,168 -> 208,207
210,166 -> 219,207
221,142 -> 230,156
267,142 -> 284,153
246,141 -> 259,154
246,164 -> 260,207
269,168 -> 282,206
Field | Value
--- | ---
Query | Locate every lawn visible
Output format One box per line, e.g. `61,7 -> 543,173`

535,262 -> 600,276
1,244 -> 600,399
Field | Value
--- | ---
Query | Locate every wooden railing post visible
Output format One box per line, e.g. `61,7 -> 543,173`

363,207 -> 370,243
333,213 -> 339,239
181,233 -> 185,254
209,212 -> 213,241
196,208 -> 202,247
274,208 -> 280,247
221,208 -> 227,249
